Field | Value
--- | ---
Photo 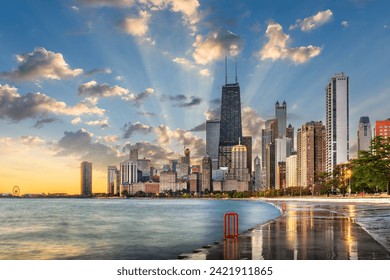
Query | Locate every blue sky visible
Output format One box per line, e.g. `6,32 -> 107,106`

1,0 -> 389,193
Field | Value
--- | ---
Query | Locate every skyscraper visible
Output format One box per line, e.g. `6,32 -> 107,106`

286,124 -> 294,151
80,161 -> 92,196
326,73 -> 349,175
206,119 -> 220,170
261,119 -> 278,189
275,101 -> 287,139
242,136 -> 252,174
299,121 -> 326,188
231,142 -> 249,182
218,79 -> 242,168
375,118 -> 390,139
201,155 -> 212,192
254,155 -> 261,190
107,165 -> 117,195
357,116 -> 372,153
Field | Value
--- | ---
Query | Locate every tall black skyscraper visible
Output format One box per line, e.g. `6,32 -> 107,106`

218,58 -> 242,168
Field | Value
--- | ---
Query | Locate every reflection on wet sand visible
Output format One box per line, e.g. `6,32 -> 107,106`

202,202 -> 390,260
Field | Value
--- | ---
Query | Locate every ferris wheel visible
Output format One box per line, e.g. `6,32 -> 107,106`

12,186 -> 20,197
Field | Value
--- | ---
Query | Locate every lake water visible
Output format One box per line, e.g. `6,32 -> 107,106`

0,198 -> 281,259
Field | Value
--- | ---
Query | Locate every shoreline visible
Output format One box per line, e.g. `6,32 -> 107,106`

180,198 -> 390,260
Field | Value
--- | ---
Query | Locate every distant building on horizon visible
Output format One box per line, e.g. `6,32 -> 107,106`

325,73 -> 349,175
357,116 -> 372,153
80,161 -> 92,196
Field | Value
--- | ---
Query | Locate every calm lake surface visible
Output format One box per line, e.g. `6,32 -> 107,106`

0,198 -> 280,259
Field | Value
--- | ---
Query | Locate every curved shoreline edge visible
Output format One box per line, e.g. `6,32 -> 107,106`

179,197 -> 390,259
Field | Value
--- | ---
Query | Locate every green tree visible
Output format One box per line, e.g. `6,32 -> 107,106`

351,136 -> 390,194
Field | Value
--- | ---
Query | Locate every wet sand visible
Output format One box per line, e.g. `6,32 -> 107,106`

179,198 -> 390,260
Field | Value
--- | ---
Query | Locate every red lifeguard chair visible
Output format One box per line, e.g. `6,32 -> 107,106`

224,212 -> 239,238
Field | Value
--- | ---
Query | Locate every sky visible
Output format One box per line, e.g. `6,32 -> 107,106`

1,0 -> 389,194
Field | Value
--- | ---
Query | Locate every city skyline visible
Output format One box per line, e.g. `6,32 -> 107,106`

1,0 -> 390,194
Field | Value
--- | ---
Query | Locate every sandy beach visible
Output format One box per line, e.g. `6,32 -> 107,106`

179,197 -> 390,260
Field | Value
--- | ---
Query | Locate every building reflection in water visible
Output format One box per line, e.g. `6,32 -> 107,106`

243,202 -> 387,260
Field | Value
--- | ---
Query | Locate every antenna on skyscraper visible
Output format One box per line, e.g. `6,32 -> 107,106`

235,56 -> 238,84
225,56 -> 228,85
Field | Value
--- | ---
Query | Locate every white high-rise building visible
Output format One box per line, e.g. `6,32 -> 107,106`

357,116 -> 372,153
326,73 -> 349,175
120,160 -> 137,187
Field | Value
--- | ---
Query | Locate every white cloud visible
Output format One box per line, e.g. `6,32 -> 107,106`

0,84 -> 104,122
78,81 -> 154,105
141,0 -> 200,31
155,125 -> 205,157
341,21 -> 349,28
199,68 -> 210,77
0,47 -> 83,81
173,57 -> 194,67
259,21 -> 322,64
78,80 -> 129,97
290,9 -> 333,32
192,30 -> 242,65
122,10 -> 151,37
71,117 -> 82,125
85,118 -> 109,128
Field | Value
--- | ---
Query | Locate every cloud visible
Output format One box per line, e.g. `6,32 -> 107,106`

78,80 -> 129,97
290,10 -> 333,31
85,118 -> 109,128
126,88 -> 154,105
0,47 -> 83,81
20,136 -> 46,146
242,106 -> 265,161
143,0 -> 200,31
85,67 -> 112,76
199,68 -> 210,76
56,129 -> 123,169
123,141 -> 177,166
0,84 -> 104,122
122,122 -> 153,139
173,57 -> 196,69
155,125 -> 205,158
78,81 -> 154,105
98,135 -> 120,143
259,21 -> 322,64
192,30 -> 242,65
204,107 -> 220,120
71,117 -> 82,125
341,21 -> 349,28
33,117 -> 58,128
137,111 -> 156,117
162,94 -> 202,107
77,0 -> 135,7
121,10 -> 151,37
189,122 -> 206,132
